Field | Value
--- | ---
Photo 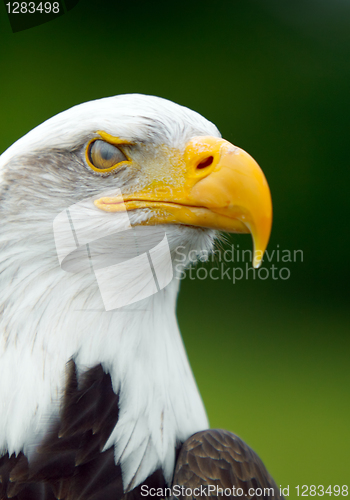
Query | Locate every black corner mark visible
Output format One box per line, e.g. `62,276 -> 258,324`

3,0 -> 80,33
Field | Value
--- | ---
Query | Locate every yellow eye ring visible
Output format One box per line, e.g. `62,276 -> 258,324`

85,135 -> 132,173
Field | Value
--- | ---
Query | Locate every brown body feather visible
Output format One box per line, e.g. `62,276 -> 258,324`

172,429 -> 283,500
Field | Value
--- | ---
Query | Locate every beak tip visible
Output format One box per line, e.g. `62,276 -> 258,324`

253,255 -> 262,269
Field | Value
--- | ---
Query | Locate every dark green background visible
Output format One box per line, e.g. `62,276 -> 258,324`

0,0 -> 349,495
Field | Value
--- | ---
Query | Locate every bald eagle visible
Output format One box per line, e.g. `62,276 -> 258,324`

0,95 -> 279,500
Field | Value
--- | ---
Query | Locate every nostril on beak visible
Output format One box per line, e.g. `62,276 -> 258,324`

196,156 -> 214,169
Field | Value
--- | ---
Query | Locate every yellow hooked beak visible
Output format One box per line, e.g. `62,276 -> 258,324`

94,136 -> 272,268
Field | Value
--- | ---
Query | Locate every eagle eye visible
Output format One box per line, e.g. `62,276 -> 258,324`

88,140 -> 128,171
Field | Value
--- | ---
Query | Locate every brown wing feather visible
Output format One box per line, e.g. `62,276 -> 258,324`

172,429 -> 283,500
0,360 -> 166,500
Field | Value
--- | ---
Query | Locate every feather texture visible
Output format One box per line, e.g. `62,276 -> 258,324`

173,429 -> 283,500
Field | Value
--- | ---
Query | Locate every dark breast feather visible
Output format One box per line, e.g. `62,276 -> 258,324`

172,429 -> 283,500
0,360 -> 166,500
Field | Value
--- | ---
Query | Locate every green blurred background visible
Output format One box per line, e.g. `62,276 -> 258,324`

0,0 -> 349,495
